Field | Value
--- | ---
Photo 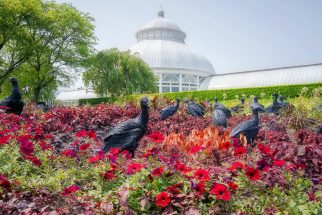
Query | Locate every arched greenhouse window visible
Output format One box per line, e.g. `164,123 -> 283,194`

161,74 -> 180,93
182,75 -> 198,91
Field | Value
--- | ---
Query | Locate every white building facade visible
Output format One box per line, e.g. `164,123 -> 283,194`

130,9 -> 215,93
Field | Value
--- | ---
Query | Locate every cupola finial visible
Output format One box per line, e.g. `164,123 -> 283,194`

158,6 -> 164,18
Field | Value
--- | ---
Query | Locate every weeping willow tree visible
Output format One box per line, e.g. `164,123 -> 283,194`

83,48 -> 157,97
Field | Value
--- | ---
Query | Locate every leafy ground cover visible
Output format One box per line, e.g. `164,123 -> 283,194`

0,96 -> 321,214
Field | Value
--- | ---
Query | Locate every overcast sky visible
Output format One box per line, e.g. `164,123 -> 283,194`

55,0 -> 322,74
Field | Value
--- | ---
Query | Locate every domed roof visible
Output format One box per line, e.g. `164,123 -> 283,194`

130,40 -> 215,75
131,9 -> 215,75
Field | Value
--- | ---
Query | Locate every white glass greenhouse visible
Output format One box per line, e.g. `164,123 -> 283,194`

200,63 -> 322,90
129,9 -> 215,93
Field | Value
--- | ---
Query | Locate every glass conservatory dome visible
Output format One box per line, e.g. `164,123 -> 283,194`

129,9 -> 215,93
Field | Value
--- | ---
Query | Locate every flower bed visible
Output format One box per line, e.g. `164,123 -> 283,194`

0,102 -> 321,214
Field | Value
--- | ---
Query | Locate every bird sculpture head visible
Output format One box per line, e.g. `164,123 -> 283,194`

140,97 -> 150,108
176,97 -> 180,102
9,77 -> 18,84
272,93 -> 278,98
214,97 -> 218,102
183,98 -> 190,103
280,95 -> 285,101
253,96 -> 258,102
241,97 -> 245,104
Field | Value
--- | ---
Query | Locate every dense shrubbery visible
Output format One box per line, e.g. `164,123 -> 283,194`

80,83 -> 321,106
0,97 -> 321,214
127,83 -> 322,103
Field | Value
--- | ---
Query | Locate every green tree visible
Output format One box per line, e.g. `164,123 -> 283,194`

0,0 -> 43,86
83,49 -> 157,97
0,1 -> 96,102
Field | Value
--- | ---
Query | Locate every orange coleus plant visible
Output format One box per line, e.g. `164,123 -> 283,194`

162,126 -> 233,156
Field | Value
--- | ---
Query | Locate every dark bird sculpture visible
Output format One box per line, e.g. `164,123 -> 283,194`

279,95 -> 289,108
231,97 -> 245,113
213,108 -> 227,128
230,98 -> 265,147
101,97 -> 150,158
0,77 -> 24,115
184,98 -> 205,117
266,93 -> 282,115
250,96 -> 264,111
159,97 -> 180,120
214,97 -> 231,118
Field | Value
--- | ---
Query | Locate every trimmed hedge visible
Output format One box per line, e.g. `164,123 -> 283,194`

79,83 -> 321,105
125,82 -> 322,102
79,97 -> 117,105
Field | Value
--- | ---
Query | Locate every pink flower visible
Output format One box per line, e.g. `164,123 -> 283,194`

19,139 -> 34,156
62,185 -> 80,196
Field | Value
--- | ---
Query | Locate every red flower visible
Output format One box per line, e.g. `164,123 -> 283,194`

148,132 -> 164,143
220,141 -> 232,150
155,191 -> 171,208
210,183 -> 231,201
79,143 -> 90,151
61,149 -> 76,158
166,183 -> 183,194
24,155 -> 42,167
0,136 -> 10,145
228,162 -> 245,172
88,155 -> 101,163
273,160 -> 286,167
227,181 -> 238,191
100,169 -> 116,181
87,130 -> 96,139
258,144 -> 271,156
76,130 -> 87,138
109,148 -> 120,155
195,181 -> 206,195
0,174 -> 11,191
234,146 -> 246,157
152,167 -> 164,176
127,163 -> 143,174
189,146 -> 202,154
19,139 -> 34,156
245,166 -> 261,181
175,162 -> 190,173
194,168 -> 210,181
62,185 -> 80,196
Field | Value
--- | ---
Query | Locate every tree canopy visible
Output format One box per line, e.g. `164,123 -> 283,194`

83,49 -> 157,97
0,0 -> 96,101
